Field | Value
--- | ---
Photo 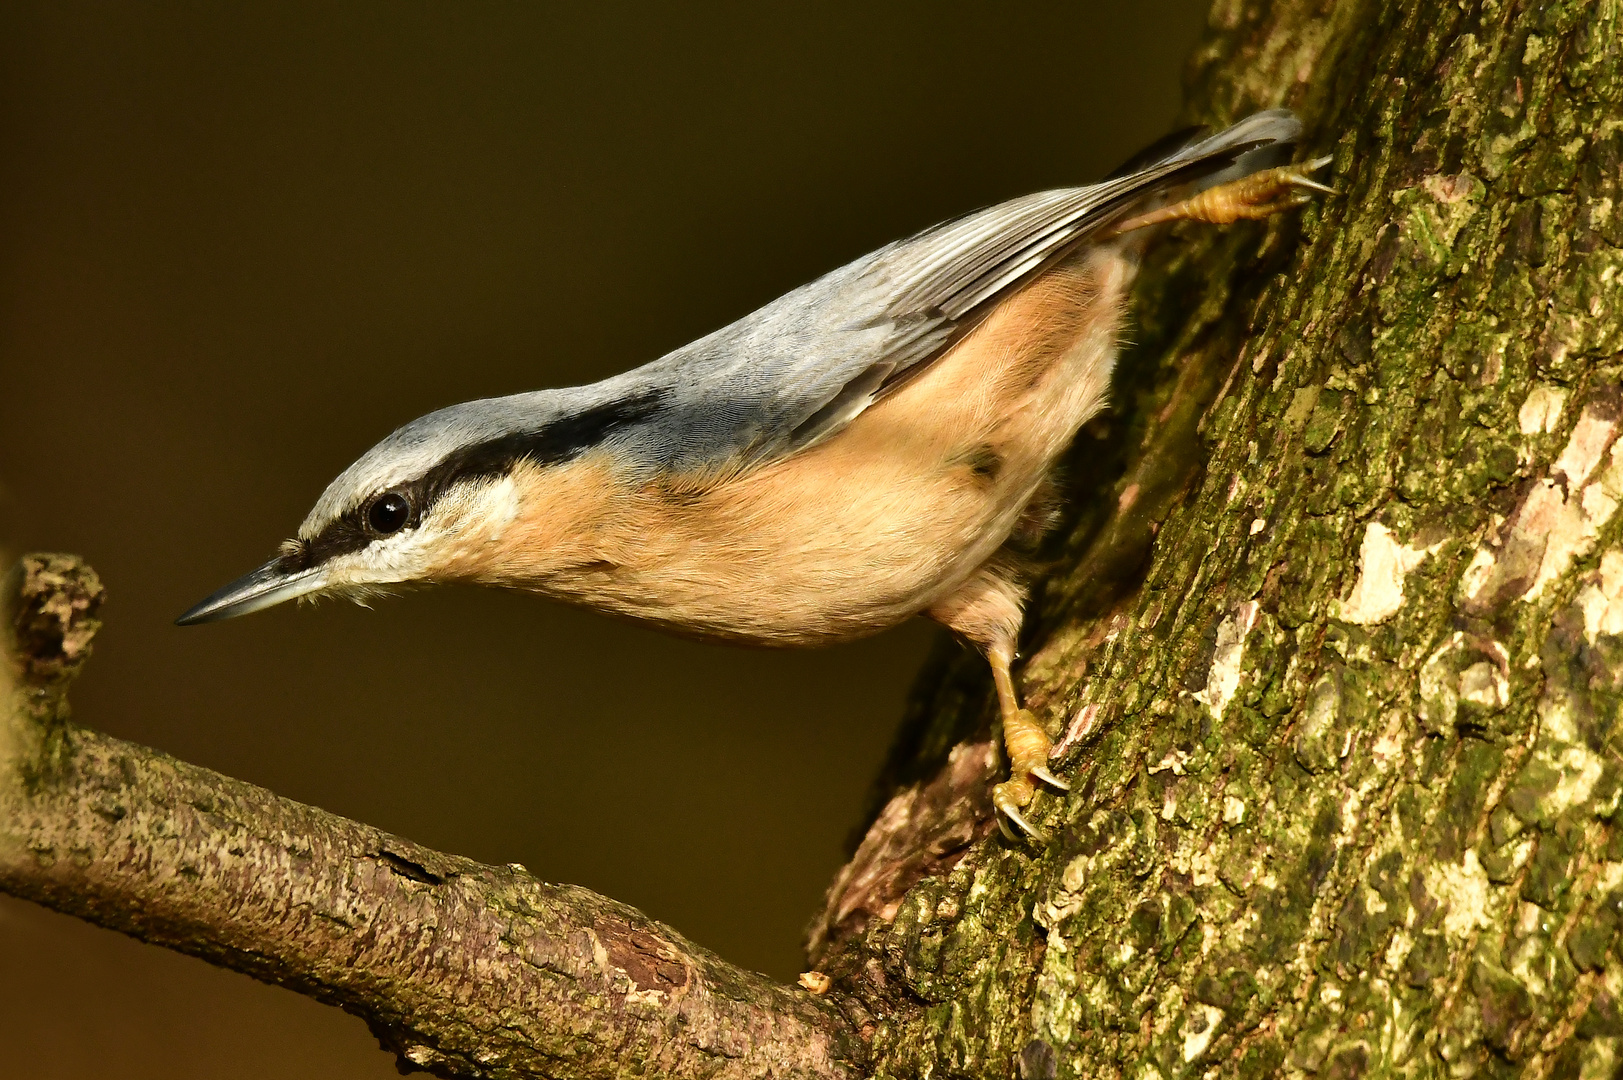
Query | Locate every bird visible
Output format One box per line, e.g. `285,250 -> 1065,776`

179,109 -> 1330,839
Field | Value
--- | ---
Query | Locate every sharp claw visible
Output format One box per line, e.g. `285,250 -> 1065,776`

1285,174 -> 1338,195
998,802 -> 1045,841
1285,157 -> 1337,195
997,813 -> 1020,842
1031,765 -> 1070,792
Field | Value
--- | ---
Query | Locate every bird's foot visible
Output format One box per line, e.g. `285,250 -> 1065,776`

1194,156 -> 1336,221
994,708 -> 1069,841
1111,155 -> 1335,234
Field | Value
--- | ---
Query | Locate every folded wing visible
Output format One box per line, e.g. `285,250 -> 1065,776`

629,110 -> 1303,473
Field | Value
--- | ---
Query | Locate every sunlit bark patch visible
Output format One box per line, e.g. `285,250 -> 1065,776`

1518,384 -> 1568,437
1193,600 -> 1261,718
1577,550 -> 1623,643
1461,400 -> 1623,610
1335,522 -> 1440,625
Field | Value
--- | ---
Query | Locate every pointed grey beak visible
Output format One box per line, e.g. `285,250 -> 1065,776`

175,558 -> 329,626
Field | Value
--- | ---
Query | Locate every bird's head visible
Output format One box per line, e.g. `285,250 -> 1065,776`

176,388 -> 662,625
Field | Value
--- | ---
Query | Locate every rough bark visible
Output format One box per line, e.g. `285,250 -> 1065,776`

806,0 -> 1623,1077
0,555 -> 863,1080
4,1 -> 1621,1078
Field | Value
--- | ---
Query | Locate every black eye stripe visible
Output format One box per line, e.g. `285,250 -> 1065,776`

411,389 -> 668,499
285,388 -> 668,573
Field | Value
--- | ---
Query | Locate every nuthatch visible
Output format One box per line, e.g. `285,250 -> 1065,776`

180,110 -> 1329,839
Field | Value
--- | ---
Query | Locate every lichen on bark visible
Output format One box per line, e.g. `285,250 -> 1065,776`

812,1 -> 1623,1077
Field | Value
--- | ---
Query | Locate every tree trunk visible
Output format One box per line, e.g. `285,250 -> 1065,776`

806,0 -> 1623,1077
5,1 -> 1622,1078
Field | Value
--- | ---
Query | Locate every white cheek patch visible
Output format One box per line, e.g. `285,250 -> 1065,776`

313,474 -> 528,598
425,476 -> 522,553
361,477 -> 527,582
374,530 -> 441,574
470,475 -> 523,538
318,544 -> 413,600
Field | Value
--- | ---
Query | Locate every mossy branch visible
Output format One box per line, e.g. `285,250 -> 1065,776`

0,554 -> 862,1080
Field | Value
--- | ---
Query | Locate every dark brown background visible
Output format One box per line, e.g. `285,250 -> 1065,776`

0,3 -> 1206,1076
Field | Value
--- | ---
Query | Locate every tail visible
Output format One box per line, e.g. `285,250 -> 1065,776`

882,110 -> 1308,322
1108,109 -> 1304,194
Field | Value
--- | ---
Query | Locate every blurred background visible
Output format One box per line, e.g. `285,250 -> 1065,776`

0,3 -> 1207,1076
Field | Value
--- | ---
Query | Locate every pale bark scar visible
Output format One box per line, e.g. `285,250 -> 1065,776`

1193,600 -> 1261,717
1462,398 -> 1623,610
1335,522 -> 1439,625
593,917 -> 691,996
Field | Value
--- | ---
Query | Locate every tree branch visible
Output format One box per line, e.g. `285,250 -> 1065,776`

1,554 -> 863,1080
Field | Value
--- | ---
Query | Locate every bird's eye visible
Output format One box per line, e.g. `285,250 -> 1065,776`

366,492 -> 411,535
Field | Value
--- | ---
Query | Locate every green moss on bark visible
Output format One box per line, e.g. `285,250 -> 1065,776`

820,1 -> 1623,1077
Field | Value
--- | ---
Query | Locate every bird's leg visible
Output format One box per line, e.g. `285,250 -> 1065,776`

927,564 -> 1069,840
986,641 -> 1069,840
1107,155 -> 1335,236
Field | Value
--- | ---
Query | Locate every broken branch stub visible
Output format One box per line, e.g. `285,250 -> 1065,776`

5,552 -> 105,693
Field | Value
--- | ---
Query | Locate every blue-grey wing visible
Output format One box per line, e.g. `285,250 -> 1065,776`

617,110 -> 1303,474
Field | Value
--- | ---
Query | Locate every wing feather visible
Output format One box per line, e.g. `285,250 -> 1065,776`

624,110 -> 1304,472
882,109 -> 1301,323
